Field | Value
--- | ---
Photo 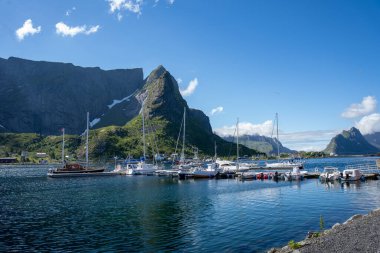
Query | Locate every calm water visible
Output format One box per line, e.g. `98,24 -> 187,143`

1,157 -> 380,252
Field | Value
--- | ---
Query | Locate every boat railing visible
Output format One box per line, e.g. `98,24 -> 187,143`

345,163 -> 380,174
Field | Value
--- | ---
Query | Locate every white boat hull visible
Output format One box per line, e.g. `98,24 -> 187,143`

47,171 -> 119,178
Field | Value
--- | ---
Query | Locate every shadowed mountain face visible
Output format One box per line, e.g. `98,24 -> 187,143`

0,57 -> 144,135
324,127 -> 379,155
222,134 -> 296,154
134,66 -> 252,155
364,132 -> 380,149
0,57 -> 260,157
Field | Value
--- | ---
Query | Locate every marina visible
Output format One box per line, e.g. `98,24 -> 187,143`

1,157 -> 380,252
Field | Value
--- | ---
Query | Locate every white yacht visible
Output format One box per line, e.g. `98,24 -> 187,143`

340,169 -> 363,181
284,167 -> 304,181
265,160 -> 304,169
319,166 -> 340,181
125,162 -> 157,175
191,163 -> 219,178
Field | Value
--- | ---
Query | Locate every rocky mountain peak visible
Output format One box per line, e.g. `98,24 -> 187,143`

145,65 -> 167,84
324,127 -> 379,155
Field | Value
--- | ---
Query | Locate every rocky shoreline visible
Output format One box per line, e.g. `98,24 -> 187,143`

269,208 -> 380,253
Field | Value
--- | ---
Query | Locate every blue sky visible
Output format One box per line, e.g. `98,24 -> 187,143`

1,0 -> 380,151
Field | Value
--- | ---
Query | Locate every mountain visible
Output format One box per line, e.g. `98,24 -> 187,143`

87,65 -> 260,158
0,57 -> 144,135
222,134 -> 296,155
324,127 -> 379,155
0,57 -> 261,159
364,132 -> 380,149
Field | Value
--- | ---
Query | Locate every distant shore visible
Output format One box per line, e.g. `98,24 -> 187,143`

269,208 -> 380,253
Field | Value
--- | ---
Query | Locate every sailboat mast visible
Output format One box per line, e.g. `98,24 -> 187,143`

86,112 -> 89,167
276,112 -> 279,160
181,107 -> 186,162
142,104 -> 146,160
236,118 -> 239,171
62,128 -> 65,166
214,141 -> 217,162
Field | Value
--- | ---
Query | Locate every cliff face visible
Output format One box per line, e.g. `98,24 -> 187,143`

0,57 -> 144,134
324,127 -> 379,155
0,57 -> 260,157
137,66 -> 227,155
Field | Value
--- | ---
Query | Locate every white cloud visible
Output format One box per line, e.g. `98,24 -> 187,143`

108,0 -> 126,12
341,96 -> 377,118
117,13 -> 123,21
215,120 -> 339,151
180,78 -> 198,97
15,19 -> 41,41
168,0 -> 175,4
55,22 -> 100,37
355,113 -> 380,135
211,106 -> 223,116
108,0 -> 142,16
215,120 -> 274,137
65,6 -> 76,16
176,78 -> 182,84
85,25 -> 100,35
280,130 -> 340,151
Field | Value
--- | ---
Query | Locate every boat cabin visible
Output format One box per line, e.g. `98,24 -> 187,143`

342,169 -> 362,181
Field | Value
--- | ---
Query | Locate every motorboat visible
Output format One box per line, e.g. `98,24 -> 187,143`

216,160 -> 237,172
155,169 -> 179,177
340,169 -> 363,181
319,166 -> 340,181
239,171 -> 256,180
284,167 -> 304,181
266,160 -> 304,170
191,163 -> 219,178
125,162 -> 157,175
216,159 -> 251,173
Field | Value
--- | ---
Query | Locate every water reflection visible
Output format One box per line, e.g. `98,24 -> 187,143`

1,157 -> 380,252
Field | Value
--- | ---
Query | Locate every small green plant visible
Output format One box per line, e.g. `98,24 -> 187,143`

288,240 -> 302,249
320,215 -> 325,232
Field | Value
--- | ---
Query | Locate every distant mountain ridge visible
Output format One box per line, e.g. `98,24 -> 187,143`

222,134 -> 296,154
324,127 -> 379,155
364,132 -> 380,150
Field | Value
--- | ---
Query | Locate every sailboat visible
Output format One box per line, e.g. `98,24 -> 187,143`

192,142 -> 219,178
47,112 -> 105,177
172,107 -> 192,170
125,103 -> 158,175
265,113 -> 303,170
218,118 -> 250,173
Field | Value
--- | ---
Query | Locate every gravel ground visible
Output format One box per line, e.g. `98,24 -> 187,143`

270,208 -> 380,253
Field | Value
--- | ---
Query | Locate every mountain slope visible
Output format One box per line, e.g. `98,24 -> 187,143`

0,57 -> 262,159
364,132 -> 380,149
88,66 -> 261,158
324,127 -> 379,155
222,134 -> 295,154
0,57 -> 144,135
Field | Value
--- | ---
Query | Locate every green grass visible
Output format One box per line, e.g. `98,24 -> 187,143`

0,115 -> 262,162
288,240 -> 302,250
